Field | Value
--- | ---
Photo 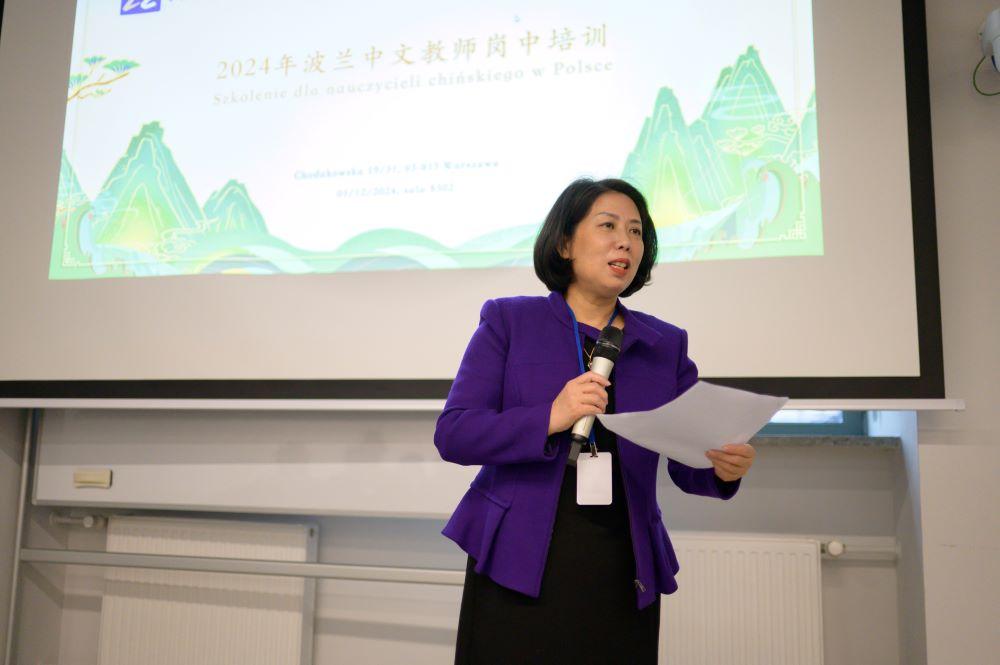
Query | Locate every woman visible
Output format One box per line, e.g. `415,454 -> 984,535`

434,178 -> 756,664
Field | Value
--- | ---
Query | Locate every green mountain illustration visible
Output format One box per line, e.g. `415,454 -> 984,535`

90,121 -> 205,254
787,90 -> 818,164
203,180 -> 267,233
49,121 -> 548,279
624,46 -> 822,261
50,45 -> 822,279
50,152 -> 94,276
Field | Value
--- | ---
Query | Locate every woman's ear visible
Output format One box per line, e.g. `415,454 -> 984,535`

558,235 -> 572,260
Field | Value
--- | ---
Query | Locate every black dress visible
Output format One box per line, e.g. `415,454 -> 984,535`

454,336 -> 660,665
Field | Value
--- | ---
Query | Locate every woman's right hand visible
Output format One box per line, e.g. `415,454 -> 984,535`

548,372 -> 611,435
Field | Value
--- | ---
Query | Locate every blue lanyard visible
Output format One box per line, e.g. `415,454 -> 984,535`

565,298 -> 618,445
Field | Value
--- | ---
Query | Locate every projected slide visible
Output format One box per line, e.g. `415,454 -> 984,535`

51,0 -> 821,279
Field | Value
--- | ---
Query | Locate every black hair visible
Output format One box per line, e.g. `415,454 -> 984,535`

533,177 -> 658,298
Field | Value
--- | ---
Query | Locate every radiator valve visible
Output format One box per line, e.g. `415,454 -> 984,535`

822,540 -> 846,557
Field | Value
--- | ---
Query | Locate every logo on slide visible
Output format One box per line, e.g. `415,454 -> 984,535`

120,0 -> 160,15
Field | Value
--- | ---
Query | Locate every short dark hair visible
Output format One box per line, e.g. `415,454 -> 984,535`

533,177 -> 658,298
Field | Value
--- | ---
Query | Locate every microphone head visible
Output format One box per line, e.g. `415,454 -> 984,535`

592,325 -> 623,363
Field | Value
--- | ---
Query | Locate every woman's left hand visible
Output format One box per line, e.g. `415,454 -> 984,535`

705,443 -> 756,482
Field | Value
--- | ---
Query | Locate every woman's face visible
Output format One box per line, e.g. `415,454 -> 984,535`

559,191 -> 644,299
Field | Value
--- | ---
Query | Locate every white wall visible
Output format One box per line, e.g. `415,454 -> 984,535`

0,408 -> 68,665
870,410 -> 925,665
0,410 -> 24,660
919,1 -> 1000,663
28,422 -> 903,665
659,442 -> 903,665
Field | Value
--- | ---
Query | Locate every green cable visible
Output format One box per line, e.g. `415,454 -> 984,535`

973,56 -> 1000,96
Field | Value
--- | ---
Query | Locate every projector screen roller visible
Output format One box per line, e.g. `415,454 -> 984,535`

0,0 -> 944,399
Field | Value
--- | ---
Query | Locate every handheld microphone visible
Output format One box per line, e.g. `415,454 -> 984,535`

570,324 -> 623,451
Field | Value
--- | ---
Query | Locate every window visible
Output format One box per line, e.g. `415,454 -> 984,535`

759,410 -> 867,436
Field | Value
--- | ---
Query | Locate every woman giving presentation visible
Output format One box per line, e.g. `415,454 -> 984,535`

434,178 -> 756,664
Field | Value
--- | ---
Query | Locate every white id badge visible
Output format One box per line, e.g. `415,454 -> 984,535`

576,452 -> 613,505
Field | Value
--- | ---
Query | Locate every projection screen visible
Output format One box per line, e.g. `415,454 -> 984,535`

0,0 -> 944,399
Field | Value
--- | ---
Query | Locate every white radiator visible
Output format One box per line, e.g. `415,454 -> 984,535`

98,516 -> 317,665
662,533 -> 824,665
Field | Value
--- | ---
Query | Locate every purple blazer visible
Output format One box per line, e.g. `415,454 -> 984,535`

434,290 -> 740,609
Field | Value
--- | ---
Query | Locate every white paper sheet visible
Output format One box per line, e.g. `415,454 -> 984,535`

596,381 -> 788,468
